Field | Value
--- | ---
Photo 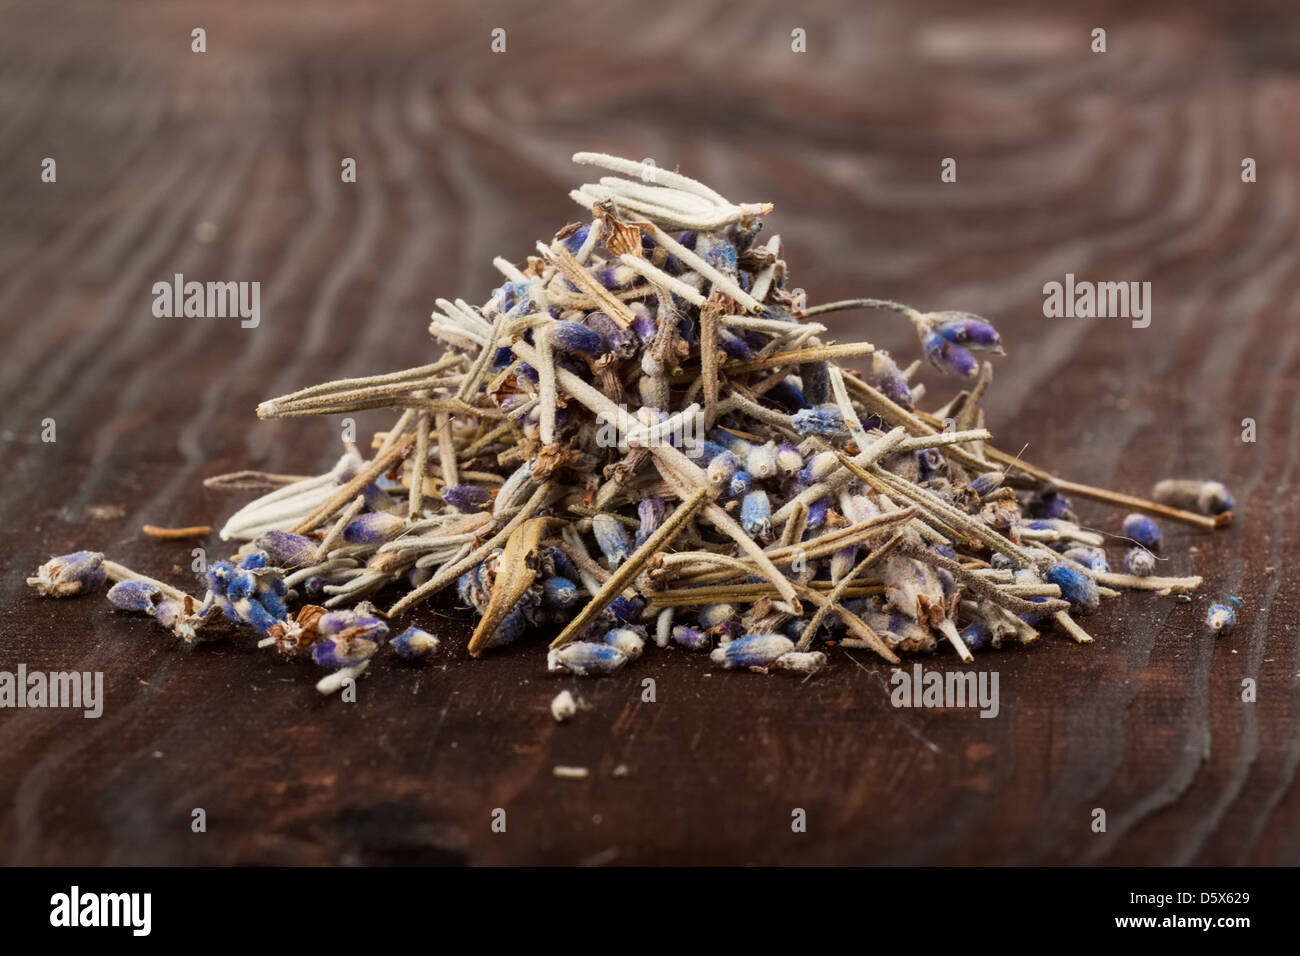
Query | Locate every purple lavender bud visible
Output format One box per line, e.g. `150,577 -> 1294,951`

961,621 -> 992,652
1124,547 -> 1156,577
869,351 -> 912,407
547,642 -> 628,676
715,328 -> 754,362
546,547 -> 580,583
253,530 -> 318,569
515,362 -> 539,384
442,485 -> 493,512
551,320 -> 604,356
933,313 -> 1002,352
1206,603 -> 1236,633
709,634 -> 795,669
741,490 -> 772,539
318,609 -> 389,643
362,482 -> 399,513
791,405 -> 847,438
107,580 -> 162,612
392,626 -> 440,661
584,311 -> 637,359
728,470 -> 754,497
969,472 -> 1004,497
1121,513 -> 1162,551
27,550 -> 106,598
1045,563 -> 1100,613
830,544 -> 858,583
1029,489 -> 1075,521
630,307 -> 657,344
672,625 -> 711,651
542,576 -> 581,609
342,511 -> 406,545
636,497 -> 665,548
923,330 -> 978,377
591,514 -> 631,568
917,448 -> 946,482
604,627 -> 645,659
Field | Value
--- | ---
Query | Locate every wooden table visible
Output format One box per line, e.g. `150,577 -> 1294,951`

2,0 -> 1297,865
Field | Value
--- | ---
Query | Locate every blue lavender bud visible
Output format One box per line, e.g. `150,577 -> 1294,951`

1029,489 -> 1075,520
687,439 -> 729,463
1045,563 -> 1100,613
765,378 -> 808,412
551,320 -> 604,356
922,330 -> 978,377
107,580 -> 162,612
27,550 -> 107,598
741,490 -> 772,540
960,621 -> 992,652
696,234 -> 739,275
591,514 -> 631,568
560,224 -> 589,255
636,497 -> 665,548
233,595 -> 282,636
224,568 -> 256,601
728,470 -> 754,497
608,595 -> 642,624
791,405 -> 847,438
805,497 -> 833,530
480,606 -> 530,651
312,636 -> 379,668
238,550 -> 268,570
442,485 -> 493,512
709,634 -> 795,669
1206,603 -> 1236,634
1121,513 -> 1162,551
1124,547 -> 1156,577
542,576 -> 581,609
253,530 -> 318,569
546,547 -> 580,583
342,511 -> 406,545
392,626 -> 440,661
547,642 -> 628,676
515,362 -> 539,384
932,313 -> 1002,352
630,308 -> 657,344
672,625 -> 711,651
698,604 -> 736,628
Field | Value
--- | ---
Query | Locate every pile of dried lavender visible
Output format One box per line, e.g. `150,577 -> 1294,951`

30,152 -> 1236,692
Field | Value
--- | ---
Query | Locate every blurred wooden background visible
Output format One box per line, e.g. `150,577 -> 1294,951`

1,0 -> 1298,864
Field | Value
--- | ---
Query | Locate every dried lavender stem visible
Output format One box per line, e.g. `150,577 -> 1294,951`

102,561 -> 190,603
796,532 -> 905,651
291,431 -> 416,535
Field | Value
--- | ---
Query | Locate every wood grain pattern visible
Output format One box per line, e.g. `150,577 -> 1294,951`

1,0 -> 1298,865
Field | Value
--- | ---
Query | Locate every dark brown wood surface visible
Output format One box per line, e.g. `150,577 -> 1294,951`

2,0 -> 1298,865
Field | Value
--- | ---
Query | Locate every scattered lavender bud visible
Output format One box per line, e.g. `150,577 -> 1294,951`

922,330 -> 978,377
1153,479 -> 1235,516
542,575 -> 581,609
960,621 -> 992,652
969,472 -> 1004,498
27,550 -> 106,598
1124,547 -> 1156,577
636,497 -> 665,548
869,351 -> 912,406
442,485 -> 493,512
392,626 -> 440,661
253,531 -> 318,568
672,625 -> 711,651
729,470 -> 754,497
551,689 -> 578,722
710,634 -> 795,669
1206,603 -> 1236,634
603,628 -> 645,659
547,642 -> 628,676
551,319 -> 605,356
1063,547 -> 1110,573
1121,513 -> 1162,551
741,490 -> 772,539
792,405 -> 847,438
931,312 -> 1002,352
